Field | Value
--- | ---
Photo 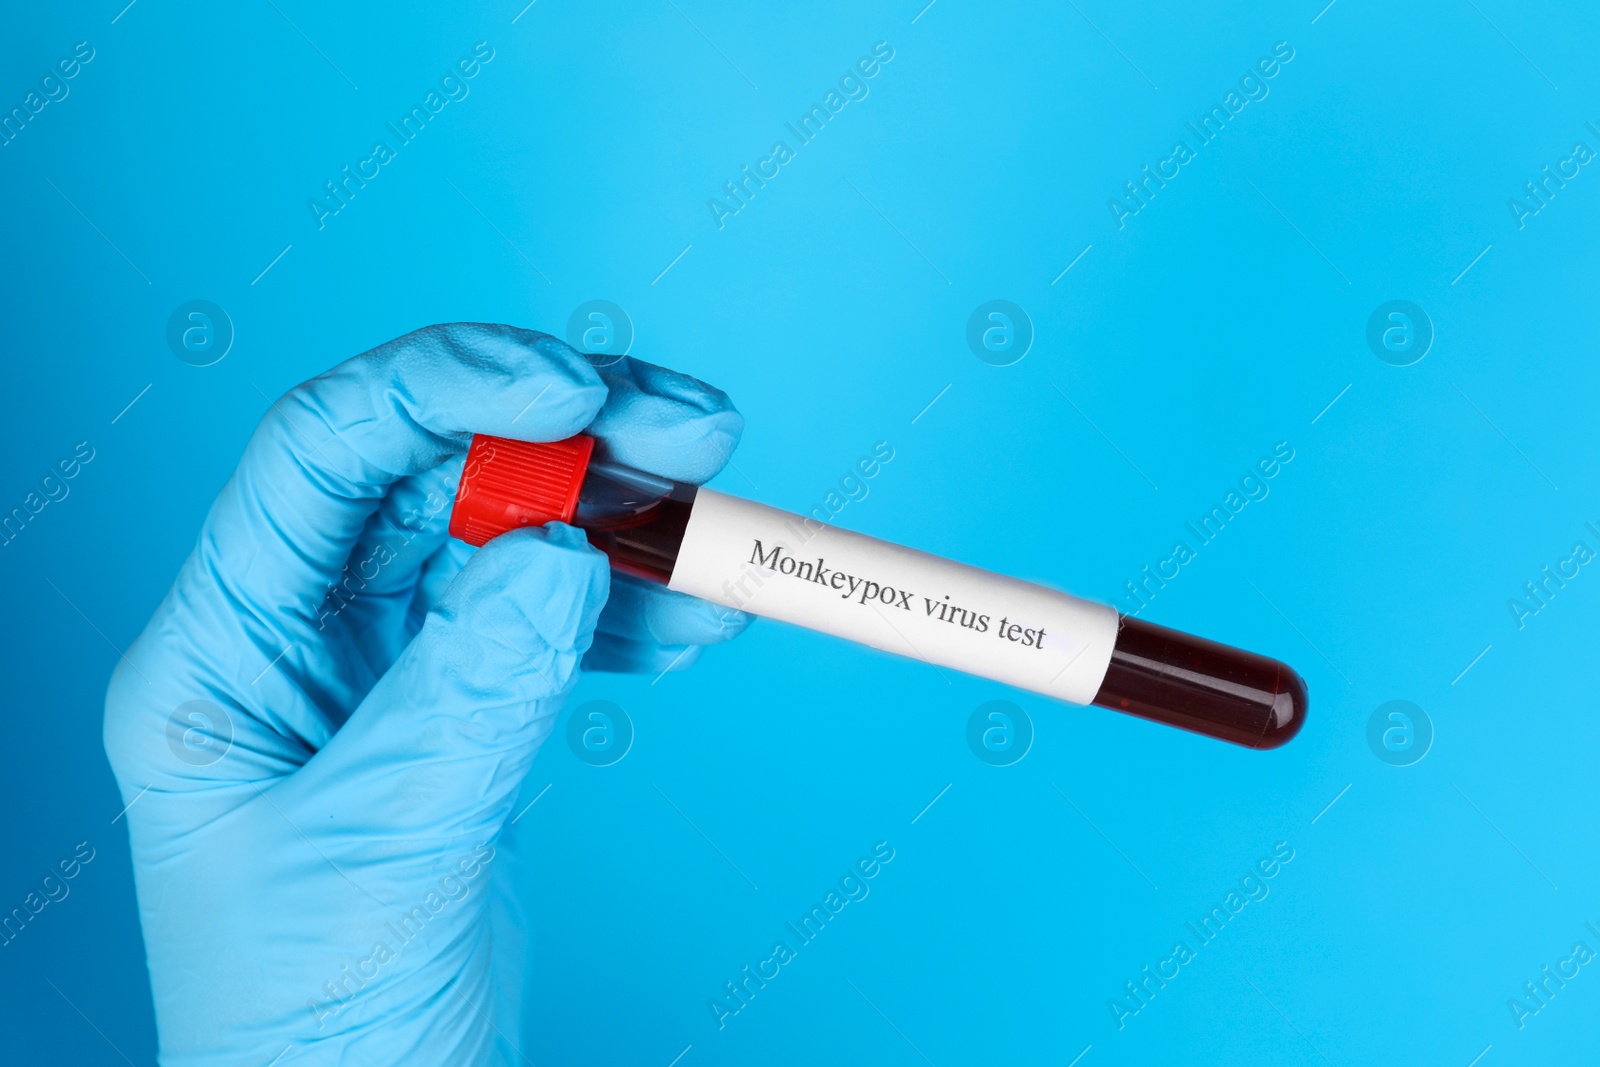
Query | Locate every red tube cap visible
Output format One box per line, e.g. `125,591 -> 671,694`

448,433 -> 595,546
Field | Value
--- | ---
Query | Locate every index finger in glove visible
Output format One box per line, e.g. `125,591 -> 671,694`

587,356 -> 744,485
188,323 -> 606,653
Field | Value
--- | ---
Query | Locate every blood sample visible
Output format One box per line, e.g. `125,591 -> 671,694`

449,434 -> 1306,749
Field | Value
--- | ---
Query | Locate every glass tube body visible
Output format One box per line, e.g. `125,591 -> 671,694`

570,459 -> 1306,749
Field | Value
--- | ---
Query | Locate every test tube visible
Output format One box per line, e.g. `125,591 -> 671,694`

450,434 -> 1307,749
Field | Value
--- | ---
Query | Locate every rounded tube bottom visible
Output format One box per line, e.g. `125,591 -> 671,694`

1092,616 -> 1308,749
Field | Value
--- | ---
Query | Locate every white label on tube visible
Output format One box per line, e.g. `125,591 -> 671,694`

667,489 -> 1120,705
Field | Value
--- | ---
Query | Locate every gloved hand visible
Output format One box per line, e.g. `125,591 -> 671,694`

103,323 -> 749,1065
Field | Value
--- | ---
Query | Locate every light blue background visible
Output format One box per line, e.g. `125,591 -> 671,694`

3,1 -> 1598,1063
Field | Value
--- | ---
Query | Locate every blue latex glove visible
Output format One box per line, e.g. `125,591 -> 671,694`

103,324 -> 749,1065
